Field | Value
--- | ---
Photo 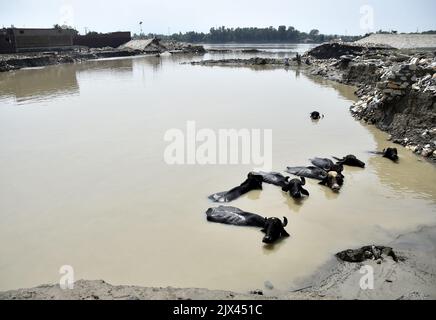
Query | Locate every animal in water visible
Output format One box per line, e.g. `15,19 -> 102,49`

370,148 -> 399,162
310,158 -> 344,173
205,206 -> 290,244
333,155 -> 366,168
208,173 -> 263,203
310,111 -> 324,120
383,148 -> 399,162
286,166 -> 344,192
255,171 -> 290,188
282,177 -> 309,199
336,245 -> 399,263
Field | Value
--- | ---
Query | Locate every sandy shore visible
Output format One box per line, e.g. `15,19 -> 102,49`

0,280 -> 326,300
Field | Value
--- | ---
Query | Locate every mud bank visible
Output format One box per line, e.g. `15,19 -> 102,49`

0,50 -> 139,72
0,42 -> 206,73
0,280 -> 325,300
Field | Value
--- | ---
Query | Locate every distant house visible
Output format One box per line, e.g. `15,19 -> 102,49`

0,27 -> 76,53
73,32 -> 131,48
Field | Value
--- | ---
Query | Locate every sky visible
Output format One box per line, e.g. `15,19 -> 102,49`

1,0 -> 435,36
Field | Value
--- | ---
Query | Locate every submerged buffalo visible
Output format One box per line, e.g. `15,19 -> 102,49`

333,155 -> 366,168
336,245 -> 399,263
282,177 -> 309,199
310,111 -> 324,120
209,173 -> 263,203
255,171 -> 290,188
310,158 -> 344,173
382,148 -> 399,162
206,206 -> 290,244
371,148 -> 399,162
286,166 -> 344,192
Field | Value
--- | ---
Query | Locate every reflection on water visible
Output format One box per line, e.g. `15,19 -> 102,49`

0,44 -> 435,293
0,64 -> 79,104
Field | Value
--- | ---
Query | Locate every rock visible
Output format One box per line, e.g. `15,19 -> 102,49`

387,82 -> 401,89
249,290 -> 263,296
421,148 -> 433,157
336,245 -> 399,263
264,281 -> 274,290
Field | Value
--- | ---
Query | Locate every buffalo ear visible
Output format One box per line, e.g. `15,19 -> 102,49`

300,177 -> 306,185
260,229 -> 266,233
282,216 -> 288,227
285,176 -> 290,182
319,179 -> 327,186
301,188 -> 309,196
281,185 -> 289,192
281,229 -> 290,237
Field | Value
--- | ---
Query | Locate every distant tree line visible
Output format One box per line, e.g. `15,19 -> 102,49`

135,26 -> 361,43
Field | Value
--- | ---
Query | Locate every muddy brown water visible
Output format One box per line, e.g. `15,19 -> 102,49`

0,45 -> 435,292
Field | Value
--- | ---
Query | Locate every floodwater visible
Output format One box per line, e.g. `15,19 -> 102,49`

0,45 -> 435,292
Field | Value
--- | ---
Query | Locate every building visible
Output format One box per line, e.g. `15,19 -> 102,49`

73,32 -> 131,48
0,27 -> 76,53
0,28 -> 132,54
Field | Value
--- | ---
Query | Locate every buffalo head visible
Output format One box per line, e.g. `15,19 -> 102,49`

310,111 -> 322,120
383,148 -> 399,162
282,177 -> 309,199
320,171 -> 344,192
261,217 -> 290,244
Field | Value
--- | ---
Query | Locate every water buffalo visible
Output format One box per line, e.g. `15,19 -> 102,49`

319,171 -> 344,192
286,166 -> 344,192
282,177 -> 309,199
333,155 -> 366,168
261,217 -> 290,244
370,148 -> 399,162
208,173 -> 263,203
383,148 -> 399,162
255,171 -> 290,188
205,206 -> 290,244
310,158 -> 344,173
336,245 -> 399,263
310,111 -> 324,120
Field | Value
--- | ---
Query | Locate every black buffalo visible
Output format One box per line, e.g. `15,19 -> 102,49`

333,155 -> 366,168
286,166 -> 344,192
370,148 -> 399,162
310,111 -> 324,120
255,171 -> 290,188
209,173 -> 263,203
282,177 -> 309,199
310,158 -> 344,173
383,148 -> 399,162
206,206 -> 290,244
